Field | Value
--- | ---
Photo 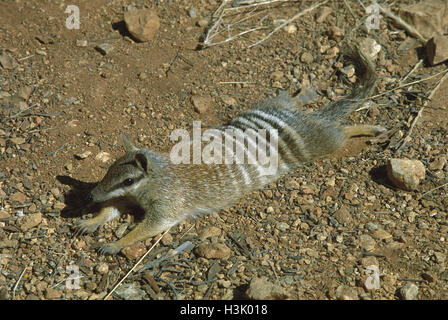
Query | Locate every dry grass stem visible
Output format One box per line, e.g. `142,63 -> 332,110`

397,68 -> 448,152
203,0 -> 328,49
104,227 -> 171,300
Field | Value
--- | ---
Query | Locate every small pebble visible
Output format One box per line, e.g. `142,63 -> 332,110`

400,282 -> 419,300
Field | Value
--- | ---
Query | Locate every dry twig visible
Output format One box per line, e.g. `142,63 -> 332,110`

399,59 -> 423,85
203,0 -> 328,49
378,5 -> 427,43
396,69 -> 448,152
368,68 -> 448,101
104,228 -> 171,300
12,266 -> 27,299
417,182 -> 448,200
248,0 -> 329,48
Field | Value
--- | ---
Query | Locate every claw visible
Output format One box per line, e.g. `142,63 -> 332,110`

75,219 -> 101,236
96,242 -> 122,255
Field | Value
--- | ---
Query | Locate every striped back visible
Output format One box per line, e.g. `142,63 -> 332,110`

169,102 -> 347,216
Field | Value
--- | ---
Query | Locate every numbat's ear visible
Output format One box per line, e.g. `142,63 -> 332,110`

134,151 -> 153,174
120,132 -> 139,153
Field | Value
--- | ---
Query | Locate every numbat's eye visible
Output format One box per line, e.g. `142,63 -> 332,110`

123,178 -> 134,186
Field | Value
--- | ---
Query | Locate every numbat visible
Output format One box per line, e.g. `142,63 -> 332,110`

76,47 -> 385,254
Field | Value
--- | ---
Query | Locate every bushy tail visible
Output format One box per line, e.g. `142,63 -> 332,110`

315,46 -> 377,122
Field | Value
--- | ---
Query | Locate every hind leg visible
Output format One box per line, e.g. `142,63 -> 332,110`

342,125 -> 386,138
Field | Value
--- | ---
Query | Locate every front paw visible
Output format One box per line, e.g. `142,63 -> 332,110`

97,242 -> 122,255
75,219 -> 101,235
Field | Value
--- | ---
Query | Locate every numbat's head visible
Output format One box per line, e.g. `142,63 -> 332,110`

88,133 -> 166,203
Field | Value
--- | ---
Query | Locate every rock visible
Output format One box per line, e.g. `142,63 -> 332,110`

191,94 -> 213,114
329,26 -> 344,40
138,72 -> 147,80
53,201 -> 65,211
161,232 -> 173,245
198,226 -> 221,241
95,151 -> 111,163
324,46 -> 339,60
365,222 -> 379,232
124,9 -> 160,42
95,263 -> 109,274
300,52 -> 313,64
115,223 -> 128,238
333,206 -> 352,225
360,38 -> 381,61
400,282 -> 419,300
75,150 -> 92,160
45,287 -> 62,300
0,239 -> 18,249
0,210 -> 10,219
275,222 -> 289,232
245,277 -> 289,300
397,0 -> 448,40
188,8 -> 197,18
359,235 -> 376,252
335,285 -> 359,300
360,256 -> 378,267
95,43 -> 114,55
17,86 -> 32,100
284,24 -> 297,34
316,6 -> 332,23
340,65 -> 355,78
10,191 -> 27,204
67,119 -> 79,128
114,283 -> 147,300
218,279 -> 232,288
9,137 -> 26,145
272,81 -> 282,89
270,71 -> 284,81
121,242 -> 146,260
20,213 -> 42,231
221,95 -> 237,106
197,18 -> 210,27
433,252 -> 445,264
0,287 -> 10,300
427,36 -> 448,65
195,243 -> 231,259
285,178 -> 300,190
387,158 -> 426,191
50,188 -> 60,197
429,155 -> 447,171
65,162 -> 73,171
76,39 -> 88,47
0,51 -> 18,69
372,229 -> 392,241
